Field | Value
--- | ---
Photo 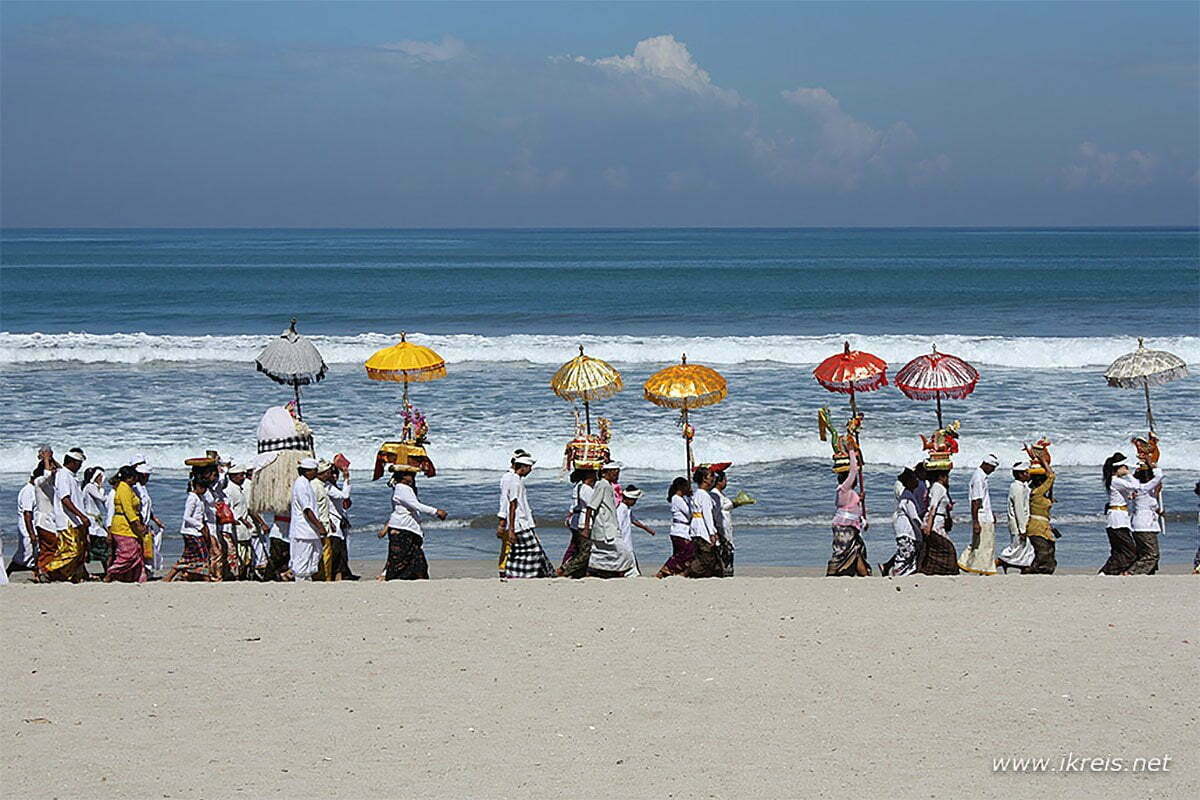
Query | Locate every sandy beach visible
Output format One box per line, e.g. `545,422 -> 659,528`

3,573 -> 1196,800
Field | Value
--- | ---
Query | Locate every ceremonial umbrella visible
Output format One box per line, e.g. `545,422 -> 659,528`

254,318 -> 327,420
813,341 -> 888,416
550,345 -> 623,435
1104,337 -> 1189,432
643,354 -> 728,474
895,345 -> 979,427
364,332 -> 447,404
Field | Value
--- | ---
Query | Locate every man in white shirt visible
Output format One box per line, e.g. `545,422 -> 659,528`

495,449 -> 530,579
997,461 -> 1033,572
498,453 -> 555,579
323,463 -> 354,580
225,465 -> 256,580
687,466 -> 722,577
288,458 -> 326,581
45,448 -> 91,582
9,477 -> 39,577
584,462 -> 632,577
958,454 -> 999,575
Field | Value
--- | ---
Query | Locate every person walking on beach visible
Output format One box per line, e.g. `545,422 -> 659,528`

81,466 -> 111,577
498,453 -> 555,579
165,466 -> 214,582
1100,453 -> 1139,575
996,461 -> 1033,573
495,449 -> 532,579
559,466 -> 598,578
656,477 -> 696,578
616,485 -> 654,577
920,470 -> 960,575
882,468 -> 924,577
322,462 -> 354,581
225,465 -> 256,580
101,466 -> 148,582
958,454 -> 999,575
687,466 -> 724,578
377,463 -> 447,580
133,461 -> 166,577
1128,465 -> 1165,575
9,474 -> 39,577
288,458 -> 326,581
1023,452 -> 1057,574
584,462 -> 632,578
31,447 -> 60,580
311,459 -> 334,580
827,441 -> 871,577
711,469 -> 736,576
44,448 -> 91,582
1193,481 -> 1200,575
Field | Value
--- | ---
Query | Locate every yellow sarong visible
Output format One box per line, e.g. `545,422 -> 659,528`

43,525 -> 86,579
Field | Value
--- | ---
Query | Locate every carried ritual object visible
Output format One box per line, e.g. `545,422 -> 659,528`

365,333 -> 446,481
817,407 -> 862,474
249,403 -> 316,515
1023,438 -> 1053,476
920,420 -> 961,471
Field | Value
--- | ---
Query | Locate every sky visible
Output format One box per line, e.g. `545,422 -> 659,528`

1,1 -> 1197,227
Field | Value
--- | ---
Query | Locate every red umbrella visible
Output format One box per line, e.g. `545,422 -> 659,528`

895,345 -> 980,427
813,341 -> 888,415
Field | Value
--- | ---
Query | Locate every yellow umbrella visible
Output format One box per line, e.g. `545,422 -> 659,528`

364,332 -> 446,403
643,353 -> 728,474
550,345 -> 623,434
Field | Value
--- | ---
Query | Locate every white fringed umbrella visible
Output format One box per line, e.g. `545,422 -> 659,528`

1104,337 -> 1189,431
255,318 -> 327,420
895,345 -> 980,427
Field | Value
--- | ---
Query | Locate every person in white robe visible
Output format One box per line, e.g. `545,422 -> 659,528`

997,461 -> 1034,572
9,477 -> 39,576
1128,466 -> 1165,575
585,463 -> 633,577
615,485 -> 655,577
958,455 -> 999,575
288,458 -> 326,581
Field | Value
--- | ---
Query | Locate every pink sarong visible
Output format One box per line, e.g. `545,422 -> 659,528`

106,535 -> 147,583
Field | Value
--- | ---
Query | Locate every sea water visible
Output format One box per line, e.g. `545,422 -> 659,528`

1,228 -> 1197,567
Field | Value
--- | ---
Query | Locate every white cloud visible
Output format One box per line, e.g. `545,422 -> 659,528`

575,35 -> 739,104
1063,141 -> 1159,189
910,153 -> 953,187
378,35 -> 467,63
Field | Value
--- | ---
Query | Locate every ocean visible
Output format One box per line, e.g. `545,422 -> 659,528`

1,227 -> 1197,568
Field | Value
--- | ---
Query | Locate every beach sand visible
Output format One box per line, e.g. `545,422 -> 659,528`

2,573 -> 1196,799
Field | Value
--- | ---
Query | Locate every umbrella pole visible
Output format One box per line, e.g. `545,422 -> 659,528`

1144,383 -> 1155,432
584,400 -> 592,436
936,395 -> 943,428
683,407 -> 693,476
849,387 -> 858,417
293,383 -> 303,421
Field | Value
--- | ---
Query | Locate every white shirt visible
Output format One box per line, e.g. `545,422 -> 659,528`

669,495 -> 692,537
327,479 -> 351,537
288,476 -> 321,540
33,473 -> 57,530
180,492 -> 207,537
1106,474 -> 1140,529
1007,480 -> 1031,537
312,477 -> 331,530
135,483 -> 155,528
968,467 -> 994,524
269,516 -> 289,541
1130,469 -> 1164,533
586,479 -> 620,544
17,482 -> 36,538
387,482 -> 439,538
226,481 -> 253,541
568,482 -> 594,530
713,488 -> 734,549
53,467 -> 87,529
689,487 -> 716,540
893,490 -> 923,540
105,491 -> 117,528
499,471 -> 535,531
83,481 -> 108,523
927,482 -> 952,535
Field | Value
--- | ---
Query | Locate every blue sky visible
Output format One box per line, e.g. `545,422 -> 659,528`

1,1 -> 1196,226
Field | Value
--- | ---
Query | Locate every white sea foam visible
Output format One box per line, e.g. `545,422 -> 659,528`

3,331 -> 1198,368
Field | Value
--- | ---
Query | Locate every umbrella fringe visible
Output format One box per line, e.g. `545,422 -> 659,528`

1106,364 -> 1189,389
643,388 -> 728,409
256,363 -> 328,386
365,366 -> 448,383
896,384 -> 977,401
816,375 -> 889,394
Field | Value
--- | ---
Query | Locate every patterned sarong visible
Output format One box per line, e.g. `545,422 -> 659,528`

502,528 -> 555,579
559,529 -> 592,578
657,535 -> 696,578
384,529 -> 429,580
827,525 -> 872,576
1021,537 -> 1056,574
919,531 -> 960,575
35,528 -> 58,577
43,525 -> 87,581
1100,528 -> 1136,575
686,538 -> 725,578
107,535 -> 147,583
173,534 -> 211,578
883,535 -> 920,577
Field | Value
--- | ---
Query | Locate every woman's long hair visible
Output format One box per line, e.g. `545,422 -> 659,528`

1103,452 -> 1126,491
668,476 -> 690,501
82,465 -> 104,486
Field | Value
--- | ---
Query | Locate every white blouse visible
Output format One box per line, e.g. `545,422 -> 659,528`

669,494 -> 692,537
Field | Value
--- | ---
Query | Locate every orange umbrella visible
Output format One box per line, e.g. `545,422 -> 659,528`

643,354 -> 728,474
812,341 -> 888,416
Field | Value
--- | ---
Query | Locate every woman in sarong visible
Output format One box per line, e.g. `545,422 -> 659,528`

882,468 -> 924,576
377,464 -> 447,580
919,470 -> 960,575
1022,455 -> 1058,574
559,467 -> 597,578
827,441 -> 871,576
165,468 -> 214,582
1099,453 -> 1139,574
1128,466 -> 1164,575
656,477 -> 696,578
104,466 -> 149,583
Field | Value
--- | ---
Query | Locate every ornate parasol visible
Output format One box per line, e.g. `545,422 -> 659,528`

1104,337 -> 1189,432
550,345 -> 623,435
254,318 -> 327,420
364,332 -> 447,404
813,340 -> 888,416
895,344 -> 979,427
643,354 -> 728,474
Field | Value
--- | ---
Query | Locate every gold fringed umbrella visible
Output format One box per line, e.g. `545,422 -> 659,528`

364,332 -> 447,403
550,345 -> 623,434
643,353 -> 728,474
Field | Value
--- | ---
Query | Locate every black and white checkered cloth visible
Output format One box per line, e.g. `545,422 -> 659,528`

257,434 -> 314,454
503,528 -> 555,579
